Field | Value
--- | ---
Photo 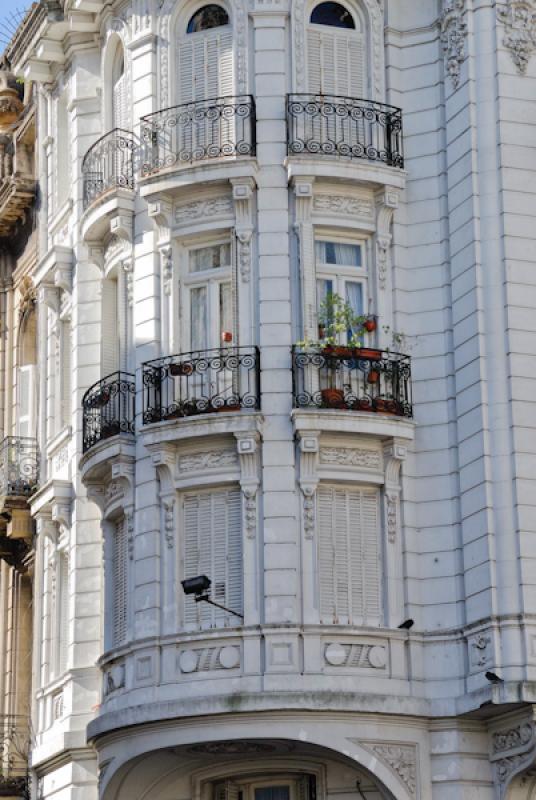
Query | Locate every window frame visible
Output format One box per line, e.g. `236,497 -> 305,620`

180,236 -> 234,353
186,3 -> 231,34
310,1 -> 356,30
314,233 -> 368,342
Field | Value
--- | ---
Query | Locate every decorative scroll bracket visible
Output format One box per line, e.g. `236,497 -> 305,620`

298,431 -> 320,539
235,432 -> 260,538
232,178 -> 255,283
382,439 -> 407,544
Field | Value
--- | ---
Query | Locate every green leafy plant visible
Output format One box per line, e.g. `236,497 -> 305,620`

382,325 -> 411,352
296,293 -> 368,350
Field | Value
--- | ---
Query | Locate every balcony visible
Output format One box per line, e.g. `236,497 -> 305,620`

142,347 -> 260,425
0,437 -> 39,500
140,95 -> 256,178
286,94 -> 404,169
0,715 -> 30,799
82,128 -> 136,210
292,347 -> 412,417
82,371 -> 136,454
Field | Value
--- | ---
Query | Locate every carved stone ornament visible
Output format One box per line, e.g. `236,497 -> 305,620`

497,0 -> 536,74
493,723 -> 534,754
490,718 -> 536,793
235,433 -> 260,539
104,662 -> 125,695
357,741 -> 417,797
320,447 -> 381,470
174,195 -> 233,224
298,433 -> 320,539
179,450 -> 238,473
385,492 -> 398,544
161,246 -> 173,296
302,487 -> 316,539
162,498 -> 175,548
313,194 -> 374,221
324,642 -> 388,670
440,0 -> 468,89
237,232 -> 252,283
470,632 -> 491,667
18,275 -> 36,318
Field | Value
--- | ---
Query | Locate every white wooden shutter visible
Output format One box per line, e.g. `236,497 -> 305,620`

61,321 -> 71,428
183,488 -> 242,628
177,29 -> 233,104
307,28 -> 365,96
17,365 -> 36,438
101,279 -> 119,377
317,485 -> 381,626
112,517 -> 128,645
112,73 -> 126,130
58,551 -> 69,673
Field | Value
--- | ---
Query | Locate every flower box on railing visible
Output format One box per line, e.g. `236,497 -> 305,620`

142,347 -> 261,425
292,347 -> 412,417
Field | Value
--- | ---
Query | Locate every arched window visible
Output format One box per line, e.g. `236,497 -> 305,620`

111,44 -> 126,130
310,1 -> 355,29
186,4 -> 229,33
307,1 -> 366,96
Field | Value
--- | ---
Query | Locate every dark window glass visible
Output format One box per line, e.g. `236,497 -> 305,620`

310,2 -> 355,29
187,4 -> 230,32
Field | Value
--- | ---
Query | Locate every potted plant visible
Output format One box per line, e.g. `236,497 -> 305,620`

321,388 -> 346,408
363,315 -> 377,333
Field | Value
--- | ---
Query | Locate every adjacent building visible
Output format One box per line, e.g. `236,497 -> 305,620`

2,0 -> 536,797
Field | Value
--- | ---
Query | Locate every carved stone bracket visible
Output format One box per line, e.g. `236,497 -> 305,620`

161,495 -> 175,549
235,432 -> 260,538
151,446 -> 176,496
232,179 -> 255,283
148,198 -> 173,245
292,179 -> 316,339
110,213 -> 133,246
160,246 -> 173,297
497,0 -> 536,75
383,440 -> 407,544
123,258 -> 134,307
440,0 -> 467,89
375,188 -> 399,292
38,283 -> 60,313
490,715 -> 536,796
365,742 -> 417,798
298,432 -> 320,539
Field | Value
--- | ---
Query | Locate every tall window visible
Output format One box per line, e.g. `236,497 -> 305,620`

101,277 -> 119,375
317,485 -> 381,626
184,241 -> 232,351
177,3 -> 233,103
316,239 -> 366,342
112,517 -> 128,646
18,307 -> 37,439
111,44 -> 127,130
57,549 -> 69,674
182,488 -> 242,629
307,1 -> 366,97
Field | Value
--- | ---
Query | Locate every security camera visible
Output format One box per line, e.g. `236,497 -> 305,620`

181,575 -> 211,596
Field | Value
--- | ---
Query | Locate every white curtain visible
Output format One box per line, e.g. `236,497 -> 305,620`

190,286 -> 207,351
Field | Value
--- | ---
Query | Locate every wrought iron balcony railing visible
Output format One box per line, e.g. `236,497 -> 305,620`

82,371 -> 136,454
292,347 -> 412,417
0,714 -> 31,799
287,94 -> 404,168
0,437 -> 39,499
142,347 -> 260,424
140,95 -> 256,176
82,128 -> 136,210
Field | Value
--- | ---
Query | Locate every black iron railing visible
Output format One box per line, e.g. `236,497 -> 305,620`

292,347 -> 412,417
82,371 -> 135,453
82,128 -> 136,209
140,95 -> 256,175
287,94 -> 404,168
0,437 -> 39,498
142,347 -> 260,424
0,715 -> 31,799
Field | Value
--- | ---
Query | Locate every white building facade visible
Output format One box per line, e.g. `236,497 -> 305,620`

5,0 -> 536,797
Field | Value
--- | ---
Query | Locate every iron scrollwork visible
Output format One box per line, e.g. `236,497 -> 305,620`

82,128 -> 137,210
82,371 -> 136,453
0,715 -> 32,800
287,94 -> 404,168
142,346 -> 260,424
140,95 -> 256,175
0,437 -> 39,498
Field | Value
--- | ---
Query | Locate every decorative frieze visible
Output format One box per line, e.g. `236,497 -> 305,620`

174,195 -> 233,225
178,449 -> 238,473
178,644 -> 241,673
497,0 -> 536,74
298,433 -> 320,539
235,433 -> 260,539
370,744 -> 417,797
469,632 -> 492,668
324,641 -> 388,669
313,194 -> 374,221
440,0 -> 467,89
493,723 -> 534,754
320,447 -> 381,470
490,717 -> 536,792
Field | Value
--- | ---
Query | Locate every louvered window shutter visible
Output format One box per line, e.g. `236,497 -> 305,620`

112,73 -> 126,130
101,279 -> 119,377
17,365 -> 35,438
214,782 -> 240,800
317,485 -> 381,626
112,517 -> 128,645
307,28 -> 365,96
183,488 -> 243,628
58,551 -> 69,674
61,320 -> 71,429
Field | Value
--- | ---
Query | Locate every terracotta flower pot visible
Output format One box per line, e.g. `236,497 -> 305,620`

358,348 -> 382,360
321,388 -> 346,408
367,369 -> 380,384
363,318 -> 377,333
169,362 -> 193,377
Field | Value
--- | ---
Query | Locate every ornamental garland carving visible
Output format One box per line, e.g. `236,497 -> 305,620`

440,0 -> 467,90
320,447 -> 381,469
493,723 -> 534,754
178,450 -> 238,473
174,196 -> 233,224
497,0 -> 536,75
313,194 -> 374,220
372,744 -> 417,796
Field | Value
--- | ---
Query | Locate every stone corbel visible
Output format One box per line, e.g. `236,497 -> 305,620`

38,284 -> 60,313
152,446 -> 176,496
51,500 -> 71,542
147,199 -> 173,246
54,265 -> 72,296
292,179 -> 316,338
382,439 -> 407,544
87,244 -> 105,272
292,178 -> 314,227
36,513 -> 57,542
489,713 -> 536,797
235,432 -> 260,538
110,214 -> 133,246
375,188 -> 399,292
298,431 -> 320,539
232,179 -> 255,283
